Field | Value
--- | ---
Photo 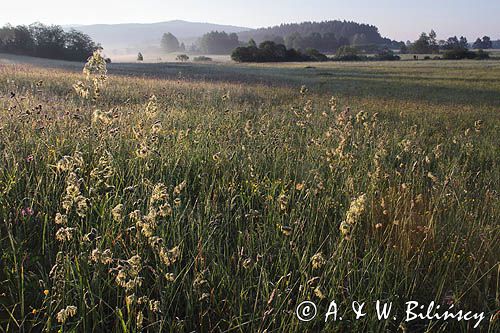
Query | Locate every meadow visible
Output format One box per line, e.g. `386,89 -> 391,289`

0,52 -> 499,332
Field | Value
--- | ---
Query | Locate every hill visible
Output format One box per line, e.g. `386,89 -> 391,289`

237,20 -> 393,46
67,20 -> 251,53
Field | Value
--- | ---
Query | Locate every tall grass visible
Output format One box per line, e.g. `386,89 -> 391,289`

0,53 -> 499,332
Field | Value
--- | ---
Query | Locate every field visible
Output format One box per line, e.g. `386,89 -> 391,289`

0,53 -> 499,332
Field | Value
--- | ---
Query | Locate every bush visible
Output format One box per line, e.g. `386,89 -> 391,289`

334,46 -> 365,61
193,56 -> 213,62
175,54 -> 189,62
304,48 -> 328,62
373,49 -> 400,61
231,41 -> 326,63
442,49 -> 476,60
475,49 -> 490,60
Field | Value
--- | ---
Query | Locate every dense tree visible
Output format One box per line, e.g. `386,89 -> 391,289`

65,29 -> 98,61
161,32 -> 180,53
0,23 -> 99,61
400,43 -> 409,54
409,31 -> 439,54
238,20 -> 387,48
30,23 -> 67,59
198,31 -> 240,54
472,36 -> 492,49
231,41 -> 325,62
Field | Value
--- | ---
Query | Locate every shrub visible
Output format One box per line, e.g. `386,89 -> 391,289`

442,49 -> 489,60
193,56 -> 213,62
374,49 -> 400,61
176,54 -> 190,62
231,41 -> 326,63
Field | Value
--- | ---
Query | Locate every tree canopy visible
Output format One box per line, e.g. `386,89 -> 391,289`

0,23 -> 100,61
198,31 -> 240,54
161,32 -> 180,53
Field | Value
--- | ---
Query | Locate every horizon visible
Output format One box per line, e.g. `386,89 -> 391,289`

2,0 -> 500,42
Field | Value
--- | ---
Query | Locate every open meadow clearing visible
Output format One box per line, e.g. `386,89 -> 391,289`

0,53 -> 499,332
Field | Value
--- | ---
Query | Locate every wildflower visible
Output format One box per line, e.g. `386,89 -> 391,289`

295,182 -> 305,191
149,300 -> 161,313
151,122 -> 162,134
311,252 -> 326,269
56,305 -> 77,323
242,258 -> 254,269
94,249 -> 112,265
75,196 -> 88,217
158,203 -> 172,217
165,273 -> 175,282
345,194 -> 367,225
55,227 -> 75,242
136,311 -> 144,331
151,183 -> 168,204
339,221 -> 351,240
129,210 -> 142,222
21,207 -> 34,217
126,294 -> 136,306
145,95 -> 158,116
474,119 -> 483,132
54,213 -> 67,225
43,289 -> 49,296
159,246 -> 180,266
173,180 -> 187,196
280,225 -> 293,236
90,249 -> 102,263
136,143 -> 150,158
111,204 -> 124,222
427,172 -> 438,183
314,287 -> 326,299
244,120 -> 254,137
25,155 -> 34,163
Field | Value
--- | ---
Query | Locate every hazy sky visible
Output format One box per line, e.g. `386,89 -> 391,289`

2,0 -> 499,41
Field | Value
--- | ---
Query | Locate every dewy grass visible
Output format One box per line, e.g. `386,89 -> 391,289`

0,53 -> 499,332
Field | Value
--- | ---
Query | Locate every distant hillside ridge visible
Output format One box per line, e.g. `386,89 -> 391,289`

67,20 -> 251,52
238,20 -> 394,46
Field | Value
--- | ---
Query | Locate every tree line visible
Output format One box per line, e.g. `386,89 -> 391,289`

237,20 -> 395,50
402,30 -> 493,59
0,23 -> 101,61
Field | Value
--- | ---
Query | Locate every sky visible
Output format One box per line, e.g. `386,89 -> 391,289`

2,0 -> 499,41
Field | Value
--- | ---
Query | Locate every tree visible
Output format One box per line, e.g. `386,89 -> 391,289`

400,43 -> 408,54
65,29 -> 99,61
336,45 -> 360,60
231,42 -> 324,63
137,52 -> 143,61
0,23 -> 99,61
161,32 -> 180,53
472,38 -> 483,49
442,36 -> 461,50
459,36 -> 468,49
248,39 -> 257,47
198,31 -> 240,54
30,23 -> 66,59
481,36 -> 493,49
472,36 -> 492,49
